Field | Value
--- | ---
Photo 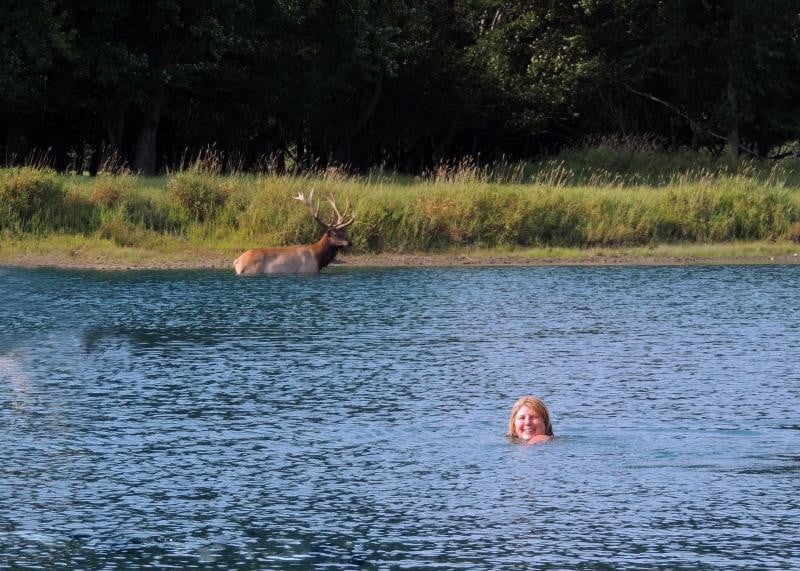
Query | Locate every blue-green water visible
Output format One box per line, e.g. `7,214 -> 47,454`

1,265 -> 798,569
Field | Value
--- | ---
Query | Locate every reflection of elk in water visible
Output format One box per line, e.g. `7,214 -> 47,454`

1,354 -> 31,411
233,190 -> 355,275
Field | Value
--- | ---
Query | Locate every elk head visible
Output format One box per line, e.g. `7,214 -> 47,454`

294,189 -> 355,247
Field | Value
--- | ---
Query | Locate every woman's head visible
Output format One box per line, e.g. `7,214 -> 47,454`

507,395 -> 553,439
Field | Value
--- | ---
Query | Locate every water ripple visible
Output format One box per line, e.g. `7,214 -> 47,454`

1,265 -> 799,568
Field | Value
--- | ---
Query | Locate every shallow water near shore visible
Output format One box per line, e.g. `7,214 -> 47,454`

1,265 -> 798,569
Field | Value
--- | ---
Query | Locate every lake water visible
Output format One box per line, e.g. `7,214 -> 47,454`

1,264 -> 798,569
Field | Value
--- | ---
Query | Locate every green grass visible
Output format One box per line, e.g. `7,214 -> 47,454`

2,144 -> 800,268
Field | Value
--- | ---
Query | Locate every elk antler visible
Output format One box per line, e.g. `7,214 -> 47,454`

295,189 -> 355,229
326,196 -> 355,229
294,189 -> 326,228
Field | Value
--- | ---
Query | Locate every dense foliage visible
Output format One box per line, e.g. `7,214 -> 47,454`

2,0 -> 800,175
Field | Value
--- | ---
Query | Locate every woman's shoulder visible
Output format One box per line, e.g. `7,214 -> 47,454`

526,434 -> 553,445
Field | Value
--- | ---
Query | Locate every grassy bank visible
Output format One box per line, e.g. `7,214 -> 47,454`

2,145 -> 800,268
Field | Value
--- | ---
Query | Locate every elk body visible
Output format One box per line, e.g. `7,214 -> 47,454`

233,191 -> 355,275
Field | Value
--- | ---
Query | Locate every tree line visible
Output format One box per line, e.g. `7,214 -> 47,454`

2,0 -> 799,175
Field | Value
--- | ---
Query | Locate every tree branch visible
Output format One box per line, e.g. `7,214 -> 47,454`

617,81 -> 757,157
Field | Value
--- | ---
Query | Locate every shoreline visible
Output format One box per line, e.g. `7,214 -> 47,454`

2,249 -> 800,271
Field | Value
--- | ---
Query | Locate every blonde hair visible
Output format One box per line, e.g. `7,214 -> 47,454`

507,395 -> 554,438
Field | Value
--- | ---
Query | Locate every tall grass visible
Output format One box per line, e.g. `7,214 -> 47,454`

530,140 -> 800,188
0,167 -> 96,234
2,145 -> 800,254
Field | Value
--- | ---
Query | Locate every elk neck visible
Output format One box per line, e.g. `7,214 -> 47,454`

311,233 -> 343,270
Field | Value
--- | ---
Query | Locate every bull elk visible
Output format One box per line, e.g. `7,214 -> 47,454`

233,190 -> 355,274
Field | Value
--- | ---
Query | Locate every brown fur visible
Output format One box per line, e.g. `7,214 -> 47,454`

233,228 -> 350,275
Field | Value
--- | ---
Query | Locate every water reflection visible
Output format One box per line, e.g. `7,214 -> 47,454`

1,265 -> 799,568
1,353 -> 30,412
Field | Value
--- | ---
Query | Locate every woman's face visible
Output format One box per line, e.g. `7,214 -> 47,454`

514,405 -> 547,440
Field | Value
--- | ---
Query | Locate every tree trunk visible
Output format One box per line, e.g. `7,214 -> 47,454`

334,76 -> 383,166
690,122 -> 701,151
105,104 -> 126,159
726,0 -> 741,162
3,115 -> 22,165
133,105 -> 161,175
726,80 -> 739,161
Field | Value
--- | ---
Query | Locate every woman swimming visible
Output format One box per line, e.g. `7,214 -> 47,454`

507,395 -> 553,444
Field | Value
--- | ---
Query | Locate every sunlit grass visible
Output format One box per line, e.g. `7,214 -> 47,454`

3,234 -> 797,269
447,241 -> 800,263
2,143 -> 800,268
0,233 -> 237,269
